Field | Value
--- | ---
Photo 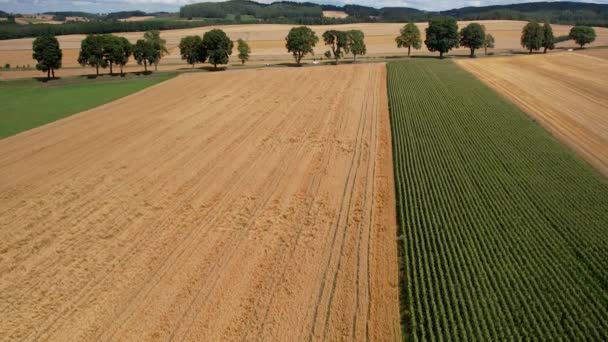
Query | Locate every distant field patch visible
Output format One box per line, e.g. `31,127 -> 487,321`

0,73 -> 176,139
322,11 -> 348,18
388,59 -> 608,339
119,16 -> 155,22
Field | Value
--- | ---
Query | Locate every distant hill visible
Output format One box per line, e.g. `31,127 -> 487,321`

43,11 -> 100,19
106,11 -> 148,20
180,0 -> 322,20
179,0 -> 608,26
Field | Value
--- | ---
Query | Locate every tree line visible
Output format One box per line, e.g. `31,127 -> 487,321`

29,20 -> 598,80
31,30 -> 169,80
393,18 -> 597,58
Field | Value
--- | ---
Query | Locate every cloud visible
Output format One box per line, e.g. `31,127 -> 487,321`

1,0 -> 607,14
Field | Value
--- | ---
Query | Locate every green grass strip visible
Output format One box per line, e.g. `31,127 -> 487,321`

0,73 -> 176,139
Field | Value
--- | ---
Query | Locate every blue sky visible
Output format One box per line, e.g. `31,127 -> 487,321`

1,0 -> 606,14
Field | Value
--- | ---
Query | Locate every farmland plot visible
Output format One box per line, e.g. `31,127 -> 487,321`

457,52 -> 608,176
0,64 -> 400,340
388,59 -> 608,340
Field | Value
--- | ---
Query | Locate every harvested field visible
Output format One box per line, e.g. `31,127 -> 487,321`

576,48 -> 608,60
119,16 -> 156,22
0,64 -> 400,341
323,11 -> 349,19
2,21 -> 607,79
457,52 -> 608,176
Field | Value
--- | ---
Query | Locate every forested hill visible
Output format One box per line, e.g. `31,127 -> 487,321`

180,0 -> 608,26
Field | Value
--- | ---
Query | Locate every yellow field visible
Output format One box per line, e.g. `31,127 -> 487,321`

0,64 -> 400,340
2,20 -> 607,79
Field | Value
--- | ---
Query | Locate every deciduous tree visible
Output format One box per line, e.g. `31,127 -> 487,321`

143,30 -> 168,71
285,26 -> 319,65
133,39 -> 156,73
521,21 -> 543,53
542,22 -> 555,53
32,35 -> 62,80
484,33 -> 495,55
425,17 -> 459,58
323,30 -> 349,64
78,34 -> 108,76
569,26 -> 596,48
348,30 -> 366,62
237,38 -> 251,65
459,23 -> 485,57
116,37 -> 132,75
179,35 -> 205,68
395,23 -> 421,56
202,29 -> 233,69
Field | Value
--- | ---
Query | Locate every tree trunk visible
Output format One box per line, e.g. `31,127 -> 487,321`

144,61 -> 147,73
51,68 -> 55,78
440,51 -> 444,59
296,53 -> 302,65
214,63 -> 217,69
529,48 -> 533,54
485,46 -> 488,55
47,69 -> 50,80
109,62 -> 113,75
544,47 -> 548,53
353,54 -> 356,63
470,48 -> 475,57
96,64 -> 99,76
155,63 -> 158,71
408,46 -> 411,56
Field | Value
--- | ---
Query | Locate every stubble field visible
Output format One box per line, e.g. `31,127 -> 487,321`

457,51 -> 608,176
0,64 -> 400,340
2,20 -> 607,79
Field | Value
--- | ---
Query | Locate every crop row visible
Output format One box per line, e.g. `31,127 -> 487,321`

387,59 -> 608,340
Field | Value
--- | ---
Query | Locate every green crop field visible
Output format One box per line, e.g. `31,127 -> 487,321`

387,59 -> 608,340
0,73 -> 176,139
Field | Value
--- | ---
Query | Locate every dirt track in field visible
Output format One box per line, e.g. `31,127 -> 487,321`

3,20 -> 607,79
0,64 -> 400,341
457,52 -> 608,177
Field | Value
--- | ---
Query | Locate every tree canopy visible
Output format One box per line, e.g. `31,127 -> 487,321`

323,30 -> 349,64
483,33 -> 495,55
202,29 -> 233,69
542,22 -> 555,53
425,17 -> 459,58
459,23 -> 485,57
179,35 -> 205,68
569,26 -> 597,48
395,23 -> 422,56
32,35 -> 62,80
143,30 -> 168,70
78,34 -> 109,76
104,35 -> 132,75
285,26 -> 319,65
133,39 -> 156,73
348,30 -> 366,62
237,39 -> 251,65
521,21 -> 543,53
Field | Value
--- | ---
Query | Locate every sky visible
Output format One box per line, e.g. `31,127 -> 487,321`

0,0 -> 606,14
